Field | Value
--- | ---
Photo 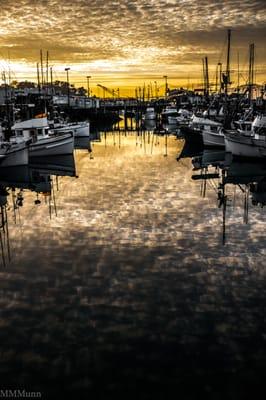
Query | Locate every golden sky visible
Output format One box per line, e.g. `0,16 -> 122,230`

0,0 -> 265,96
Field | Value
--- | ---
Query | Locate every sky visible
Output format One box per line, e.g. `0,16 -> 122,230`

0,0 -> 265,96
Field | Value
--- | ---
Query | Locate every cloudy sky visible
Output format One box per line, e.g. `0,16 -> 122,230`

0,0 -> 265,95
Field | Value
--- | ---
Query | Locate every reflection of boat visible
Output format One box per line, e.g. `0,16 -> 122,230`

0,155 -> 76,191
74,137 -> 91,150
224,160 -> 266,185
192,149 -> 229,170
0,141 -> 29,167
29,155 -> 76,177
250,180 -> 266,207
0,165 -> 51,193
144,119 -> 156,131
11,117 -> 74,157
190,150 -> 266,244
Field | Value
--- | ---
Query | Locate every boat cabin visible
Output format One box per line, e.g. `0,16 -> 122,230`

11,117 -> 50,143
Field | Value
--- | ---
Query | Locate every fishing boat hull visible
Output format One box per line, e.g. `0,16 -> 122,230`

0,142 -> 29,167
69,123 -> 90,138
29,133 -> 74,157
180,125 -> 203,147
225,133 -> 266,159
167,116 -> 178,125
202,130 -> 225,147
144,113 -> 156,121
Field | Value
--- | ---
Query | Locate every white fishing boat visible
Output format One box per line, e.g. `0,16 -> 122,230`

168,109 -> 192,125
161,105 -> 178,122
11,117 -> 74,157
182,114 -> 224,147
0,141 -> 29,167
234,119 -> 253,135
144,107 -> 156,121
201,120 -> 225,147
225,115 -> 266,159
52,120 -> 90,138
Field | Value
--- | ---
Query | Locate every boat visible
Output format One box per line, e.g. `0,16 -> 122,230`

52,120 -> 90,138
201,120 -> 225,147
161,105 -> 178,122
0,141 -> 29,167
168,109 -> 192,125
11,117 -> 74,157
225,115 -> 266,159
144,107 -> 156,121
179,114 -> 207,147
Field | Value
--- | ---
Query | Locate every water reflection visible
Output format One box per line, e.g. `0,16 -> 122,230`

177,144 -> 266,244
0,155 -> 76,265
0,131 -> 265,398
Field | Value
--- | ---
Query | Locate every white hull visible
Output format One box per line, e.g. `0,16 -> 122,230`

29,133 -> 74,157
202,130 -> 225,147
144,114 -> 156,121
162,113 -> 178,121
0,143 -> 29,167
167,116 -> 178,125
225,134 -> 266,158
68,123 -> 90,138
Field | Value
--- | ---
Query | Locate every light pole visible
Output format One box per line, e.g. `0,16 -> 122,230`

86,75 -> 91,97
154,81 -> 158,98
163,75 -> 168,98
65,67 -> 70,106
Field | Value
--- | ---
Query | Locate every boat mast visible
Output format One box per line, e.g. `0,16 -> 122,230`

37,62 -> 41,93
205,56 -> 209,98
46,51 -> 49,91
40,49 -> 44,88
225,29 -> 231,97
248,43 -> 255,104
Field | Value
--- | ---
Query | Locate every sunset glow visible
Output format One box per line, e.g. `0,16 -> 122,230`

0,0 -> 265,96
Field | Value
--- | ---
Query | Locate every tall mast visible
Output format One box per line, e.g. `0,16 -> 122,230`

40,49 -> 44,88
37,62 -> 40,93
50,67 -> 53,95
237,51 -> 240,92
202,58 -> 206,95
205,56 -> 209,97
225,29 -> 231,96
46,51 -> 49,92
248,43 -> 255,104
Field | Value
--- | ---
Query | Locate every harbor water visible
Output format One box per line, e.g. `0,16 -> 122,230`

0,130 -> 265,399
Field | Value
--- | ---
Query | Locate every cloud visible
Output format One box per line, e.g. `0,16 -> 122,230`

0,0 -> 265,85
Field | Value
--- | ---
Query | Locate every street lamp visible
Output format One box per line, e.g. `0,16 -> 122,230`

163,75 -> 168,98
65,67 -> 70,106
86,75 -> 91,97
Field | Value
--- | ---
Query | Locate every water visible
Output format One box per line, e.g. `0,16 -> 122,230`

0,130 -> 265,399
